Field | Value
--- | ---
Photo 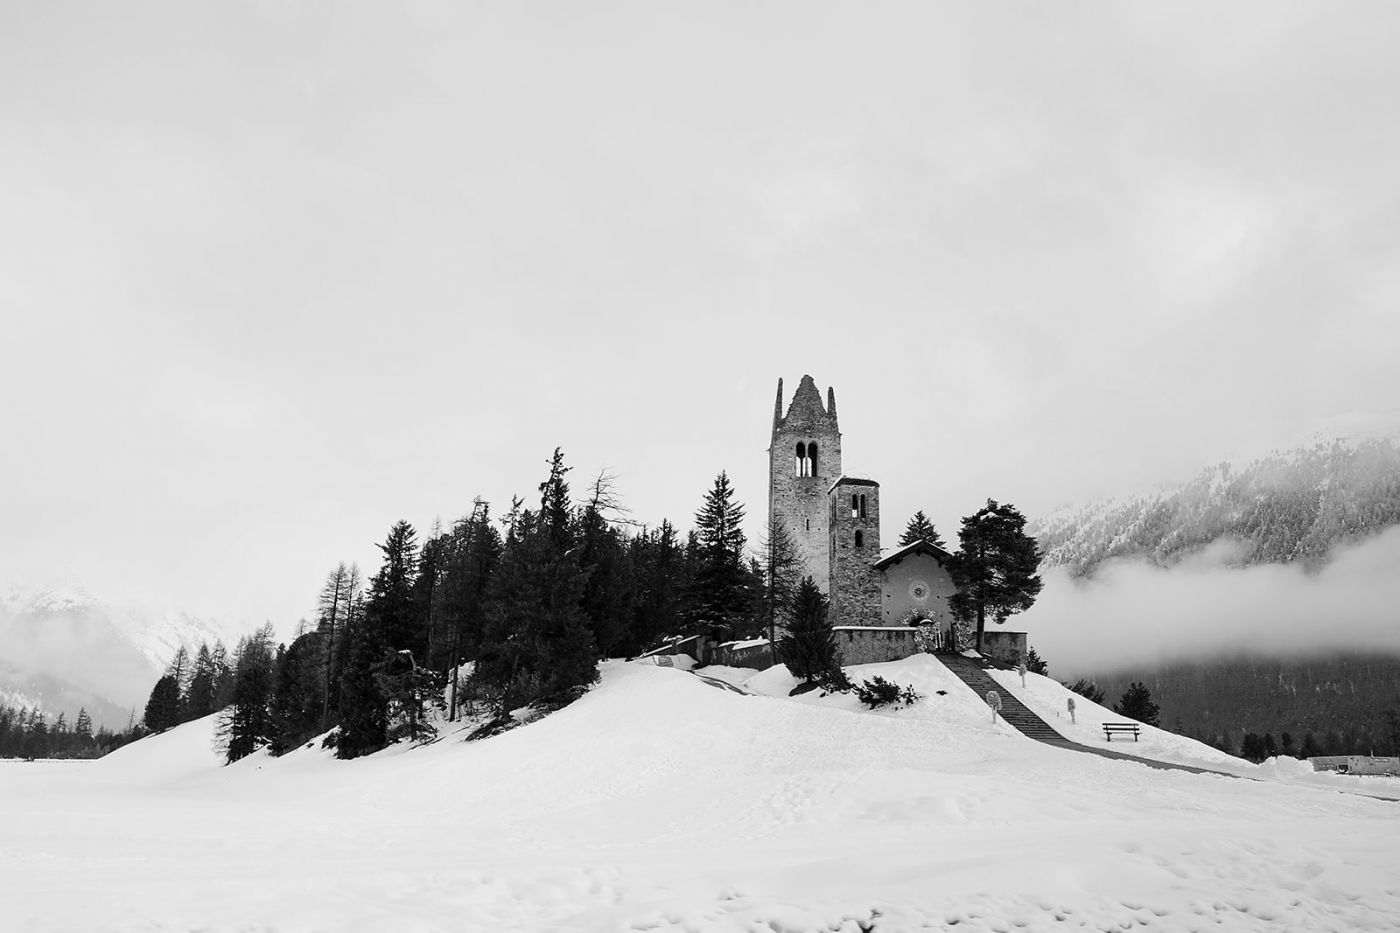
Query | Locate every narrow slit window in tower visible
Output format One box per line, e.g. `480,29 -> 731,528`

851,494 -> 859,518
808,442 -> 818,476
859,494 -> 867,518
795,441 -> 806,477
855,530 -> 864,548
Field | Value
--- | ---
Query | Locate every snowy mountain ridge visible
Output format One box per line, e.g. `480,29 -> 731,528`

1031,437 -> 1400,576
0,579 -> 244,725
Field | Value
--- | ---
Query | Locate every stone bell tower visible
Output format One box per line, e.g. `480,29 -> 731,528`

828,476 -> 881,626
768,375 -> 842,594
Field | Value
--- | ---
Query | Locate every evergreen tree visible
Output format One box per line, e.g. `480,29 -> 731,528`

210,641 -> 236,709
623,520 -> 687,656
269,633 -> 327,754
688,471 -> 754,636
336,610 -> 387,758
142,674 -> 181,732
898,510 -> 946,549
371,521 -> 421,654
317,563 -> 351,729
337,522 -> 419,758
760,514 -> 803,662
778,577 -> 840,685
440,500 -> 502,720
416,526 -> 448,673
947,499 -> 1043,652
1113,681 -> 1161,727
218,626 -> 278,764
1240,732 -> 1266,762
74,707 -> 92,740
1025,647 -> 1048,675
477,514 -> 598,712
577,471 -> 632,657
185,644 -> 219,721
476,452 -> 599,713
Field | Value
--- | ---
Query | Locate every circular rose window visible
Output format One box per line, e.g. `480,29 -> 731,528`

909,581 -> 929,601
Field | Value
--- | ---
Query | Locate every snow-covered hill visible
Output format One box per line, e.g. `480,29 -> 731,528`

1033,437 -> 1400,576
2,657 -> 1396,931
0,581 -> 243,726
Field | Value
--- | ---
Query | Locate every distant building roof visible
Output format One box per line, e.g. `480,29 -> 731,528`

872,539 -> 953,571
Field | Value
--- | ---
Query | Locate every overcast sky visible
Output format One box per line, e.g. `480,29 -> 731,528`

2,3 -> 1398,628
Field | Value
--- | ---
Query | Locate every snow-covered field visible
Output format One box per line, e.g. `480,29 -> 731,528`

3,655 -> 1399,932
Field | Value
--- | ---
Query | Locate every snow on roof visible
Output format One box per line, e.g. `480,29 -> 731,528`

872,539 -> 953,570
826,473 -> 879,494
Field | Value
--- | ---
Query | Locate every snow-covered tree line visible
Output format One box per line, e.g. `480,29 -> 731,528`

135,448 -> 1043,764
0,702 -> 141,760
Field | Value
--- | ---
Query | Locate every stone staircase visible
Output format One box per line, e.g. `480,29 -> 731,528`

934,652 -> 1247,777
935,653 -> 1074,745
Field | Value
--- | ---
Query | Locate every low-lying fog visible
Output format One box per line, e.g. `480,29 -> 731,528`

1024,527 -> 1400,678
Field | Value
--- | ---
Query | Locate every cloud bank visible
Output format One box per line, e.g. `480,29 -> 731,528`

1023,528 -> 1400,678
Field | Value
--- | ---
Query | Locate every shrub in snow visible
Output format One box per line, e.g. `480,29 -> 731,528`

854,676 -> 923,709
986,690 -> 1002,722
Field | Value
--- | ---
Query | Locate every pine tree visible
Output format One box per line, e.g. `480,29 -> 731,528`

1113,681 -> 1161,727
440,500 -> 502,720
269,632 -> 327,754
142,674 -> 181,732
477,515 -> 598,712
74,707 -> 92,740
336,610 -> 387,758
1025,647 -> 1048,675
337,523 -> 419,758
760,514 -> 803,662
210,641 -> 236,709
898,510 -> 946,549
218,625 -> 277,763
317,563 -> 351,729
476,453 -> 599,713
688,472 -> 754,636
778,577 -> 840,685
623,520 -> 687,656
185,644 -> 219,721
577,470 -> 633,657
947,499 -> 1043,652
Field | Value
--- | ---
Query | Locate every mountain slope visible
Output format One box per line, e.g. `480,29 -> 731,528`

1034,438 -> 1400,576
0,583 -> 241,727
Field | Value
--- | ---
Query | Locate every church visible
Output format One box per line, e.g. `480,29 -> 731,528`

766,374 -> 1026,668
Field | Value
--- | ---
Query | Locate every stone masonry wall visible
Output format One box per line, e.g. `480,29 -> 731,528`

828,479 -> 881,627
768,375 -> 842,594
833,626 -> 918,665
981,631 -> 1028,667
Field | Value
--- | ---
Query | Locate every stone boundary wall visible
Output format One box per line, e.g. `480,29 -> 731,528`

833,626 -> 919,666
714,640 -> 775,670
981,631 -> 1027,667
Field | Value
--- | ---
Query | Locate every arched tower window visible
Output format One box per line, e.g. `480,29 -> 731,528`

851,494 -> 859,518
854,530 -> 864,548
795,441 -> 807,477
859,494 -> 867,518
808,442 -> 818,476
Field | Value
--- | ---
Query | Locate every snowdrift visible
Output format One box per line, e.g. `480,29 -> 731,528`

2,657 -> 1398,931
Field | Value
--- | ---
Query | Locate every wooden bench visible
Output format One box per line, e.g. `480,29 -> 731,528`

1103,722 -> 1141,742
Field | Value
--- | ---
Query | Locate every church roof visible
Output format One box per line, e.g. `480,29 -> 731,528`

873,539 -> 953,571
827,473 -> 879,494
